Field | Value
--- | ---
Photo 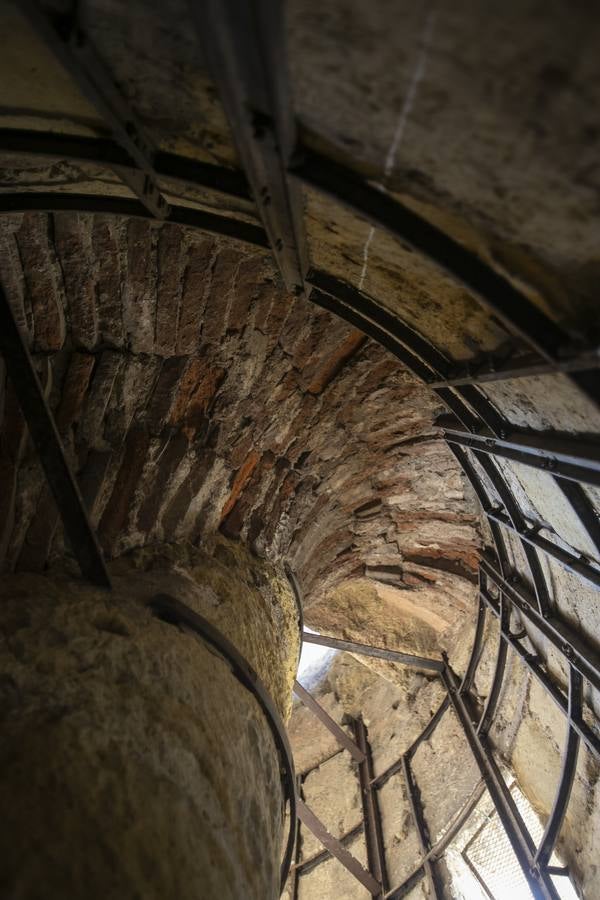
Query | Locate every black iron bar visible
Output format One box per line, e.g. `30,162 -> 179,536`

296,799 -> 382,896
481,554 -> 600,696
0,128 -> 252,201
354,718 -> 389,895
308,268 -> 450,376
442,665 -> 560,900
301,631 -> 444,672
0,285 -> 111,588
427,351 -> 600,388
193,0 -> 307,292
290,776 -> 302,900
149,593 -> 296,890
449,443 -> 552,617
460,591 -> 487,693
479,586 -> 600,762
292,822 -> 364,877
534,667 -> 583,871
384,865 -> 425,899
371,697 -> 451,790
385,780 -> 486,899
293,680 -> 365,763
0,192 -> 268,249
554,479 -> 600,558
474,450 -> 553,616
476,593 -> 510,737
442,422 -> 600,489
486,509 -> 600,590
401,754 -> 443,900
290,145 -> 567,362
20,2 -> 169,219
309,288 -> 437,383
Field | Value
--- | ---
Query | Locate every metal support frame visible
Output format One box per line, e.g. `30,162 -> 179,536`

402,754 -> 443,899
354,718 -> 389,896
443,664 -> 560,900
441,419 -> 600,489
296,798 -> 381,896
148,592 -> 297,891
193,0 -> 308,292
479,581 -> 600,762
293,680 -> 365,763
481,554 -> 600,698
0,192 -> 268,250
0,128 -> 251,201
20,2 -> 170,219
301,631 -> 444,672
0,286 -> 111,588
2,11 -> 599,897
486,507 -> 600,590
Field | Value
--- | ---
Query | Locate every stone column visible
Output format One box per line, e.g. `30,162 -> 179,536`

0,538 -> 300,900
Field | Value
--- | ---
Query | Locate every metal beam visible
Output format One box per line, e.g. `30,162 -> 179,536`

293,822 -> 364,877
0,192 -> 268,249
0,128 -> 252,201
534,667 -> 582,871
441,420 -> 600,489
402,754 -> 443,900
476,590 -> 509,737
385,780 -> 486,899
149,593 -> 297,891
20,2 -> 169,219
443,665 -> 559,900
290,145 -> 567,362
371,697 -> 450,790
479,583 -> 600,762
354,718 -> 388,895
301,631 -> 444,672
0,286 -> 111,588
308,268 -> 448,378
481,554 -> 600,697
293,680 -> 365,764
194,0 -> 307,292
427,350 -> 600,388
473,449 -> 552,616
296,798 -> 382,896
486,508 -> 600,590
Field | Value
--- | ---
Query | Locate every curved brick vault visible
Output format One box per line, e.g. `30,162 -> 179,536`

0,3 -> 599,896
0,212 -> 480,656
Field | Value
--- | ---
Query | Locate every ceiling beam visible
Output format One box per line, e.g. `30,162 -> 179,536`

193,0 -> 308,292
19,2 -> 169,218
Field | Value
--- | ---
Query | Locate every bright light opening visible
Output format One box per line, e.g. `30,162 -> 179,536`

296,627 -> 338,687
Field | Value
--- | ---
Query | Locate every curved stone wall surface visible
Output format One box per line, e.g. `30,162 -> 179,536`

0,540 -> 299,900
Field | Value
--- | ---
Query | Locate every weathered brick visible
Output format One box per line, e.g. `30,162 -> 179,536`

54,213 -> 98,349
155,225 -> 185,356
98,427 -> 152,555
177,236 -> 215,354
16,213 -> 65,351
92,216 -> 124,347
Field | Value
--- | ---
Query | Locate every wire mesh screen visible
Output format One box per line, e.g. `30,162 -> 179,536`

462,784 -> 544,900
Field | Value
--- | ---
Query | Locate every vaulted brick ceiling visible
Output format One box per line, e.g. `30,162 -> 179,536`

1,0 -> 599,670
0,213 -> 479,633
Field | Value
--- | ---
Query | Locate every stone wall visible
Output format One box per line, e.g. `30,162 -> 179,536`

0,538 -> 299,900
